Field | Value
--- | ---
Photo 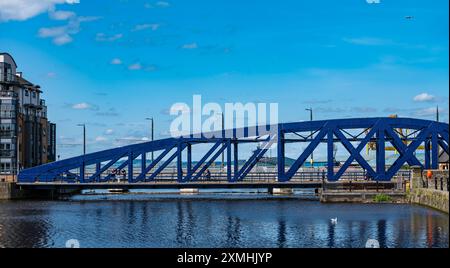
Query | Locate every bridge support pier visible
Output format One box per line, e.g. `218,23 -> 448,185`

269,188 -> 294,195
1,182 -> 81,200
180,188 -> 199,194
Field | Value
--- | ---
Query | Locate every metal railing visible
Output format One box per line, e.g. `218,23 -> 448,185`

35,168 -> 411,184
422,173 -> 449,192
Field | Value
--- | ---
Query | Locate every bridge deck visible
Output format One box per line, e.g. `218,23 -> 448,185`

16,180 -> 398,190
17,181 -> 322,190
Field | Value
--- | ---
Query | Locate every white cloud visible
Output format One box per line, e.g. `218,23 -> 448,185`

38,15 -> 99,45
113,136 -> 149,146
182,42 -> 198,49
0,0 -> 79,22
156,1 -> 170,7
47,72 -> 57,78
144,1 -> 170,8
49,9 -> 75,20
413,93 -> 436,102
71,102 -> 99,111
72,102 -> 91,110
96,33 -> 123,42
95,136 -> 108,142
132,23 -> 160,32
343,37 -> 392,46
104,129 -> 114,135
110,58 -> 122,65
53,34 -> 73,45
128,63 -> 142,70
415,107 -> 443,117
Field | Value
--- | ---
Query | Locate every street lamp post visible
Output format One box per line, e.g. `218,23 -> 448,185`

77,124 -> 86,155
305,108 -> 313,166
146,117 -> 154,162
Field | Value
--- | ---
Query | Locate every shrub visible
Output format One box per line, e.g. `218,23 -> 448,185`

373,194 -> 392,203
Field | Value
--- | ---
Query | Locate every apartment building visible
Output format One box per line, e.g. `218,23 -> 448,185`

0,52 -> 56,182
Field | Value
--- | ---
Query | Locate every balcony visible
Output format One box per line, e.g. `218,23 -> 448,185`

0,74 -> 19,84
0,91 -> 18,98
0,149 -> 14,157
0,131 -> 15,138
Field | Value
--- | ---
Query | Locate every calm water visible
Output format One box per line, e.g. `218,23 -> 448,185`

0,192 -> 448,248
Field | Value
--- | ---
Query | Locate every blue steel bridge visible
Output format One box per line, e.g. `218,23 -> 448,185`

17,117 -> 449,190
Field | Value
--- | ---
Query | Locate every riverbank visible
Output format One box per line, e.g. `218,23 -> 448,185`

408,188 -> 449,213
319,190 -> 406,204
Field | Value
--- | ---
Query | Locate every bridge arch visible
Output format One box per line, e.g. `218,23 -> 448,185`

18,117 -> 449,183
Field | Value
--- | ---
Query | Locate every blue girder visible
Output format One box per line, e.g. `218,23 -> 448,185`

18,117 -> 449,183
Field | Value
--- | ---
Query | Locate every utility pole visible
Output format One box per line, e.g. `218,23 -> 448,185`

305,108 -> 314,166
436,105 -> 439,122
77,124 -> 86,155
146,117 -> 154,162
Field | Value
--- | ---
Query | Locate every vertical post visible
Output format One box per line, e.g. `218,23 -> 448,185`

227,140 -> 232,181
80,163 -> 85,183
151,118 -> 154,162
425,140 -> 431,169
177,142 -> 183,182
233,141 -> 239,180
187,143 -> 192,177
141,153 -> 146,176
146,117 -> 154,162
221,114 -> 225,170
431,131 -> 438,170
95,162 -> 101,182
376,127 -> 385,181
83,124 -> 86,156
277,130 -> 285,181
327,129 -> 334,181
128,151 -> 133,183
305,108 -> 313,165
77,123 -> 86,155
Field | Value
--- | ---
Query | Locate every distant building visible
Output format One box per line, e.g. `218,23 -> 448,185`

0,52 -> 56,182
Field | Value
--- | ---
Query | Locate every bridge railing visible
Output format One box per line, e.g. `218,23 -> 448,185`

31,168 -> 411,184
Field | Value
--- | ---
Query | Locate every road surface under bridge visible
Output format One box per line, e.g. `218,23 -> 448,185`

17,117 -> 449,189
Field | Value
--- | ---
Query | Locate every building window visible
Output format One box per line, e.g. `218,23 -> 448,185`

25,90 -> 29,96
32,91 -> 36,98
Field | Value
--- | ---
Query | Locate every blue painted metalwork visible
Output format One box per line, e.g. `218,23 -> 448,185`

18,117 -> 449,183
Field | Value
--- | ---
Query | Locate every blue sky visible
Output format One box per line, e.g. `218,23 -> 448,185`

0,0 -> 448,160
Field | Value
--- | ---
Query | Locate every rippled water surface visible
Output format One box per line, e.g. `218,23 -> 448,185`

0,192 -> 448,248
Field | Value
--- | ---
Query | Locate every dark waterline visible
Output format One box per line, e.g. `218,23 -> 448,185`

0,192 -> 448,248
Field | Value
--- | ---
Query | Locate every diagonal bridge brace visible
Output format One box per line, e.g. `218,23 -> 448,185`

384,127 -> 423,168
282,126 -> 328,182
147,143 -> 188,181
232,136 -> 277,182
190,142 -> 229,181
183,141 -> 223,181
332,127 -> 377,181
135,145 -> 176,182
385,127 -> 431,180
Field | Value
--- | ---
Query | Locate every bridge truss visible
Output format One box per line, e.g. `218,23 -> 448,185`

18,117 -> 449,183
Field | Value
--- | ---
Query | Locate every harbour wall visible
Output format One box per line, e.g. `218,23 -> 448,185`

409,168 -> 449,213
